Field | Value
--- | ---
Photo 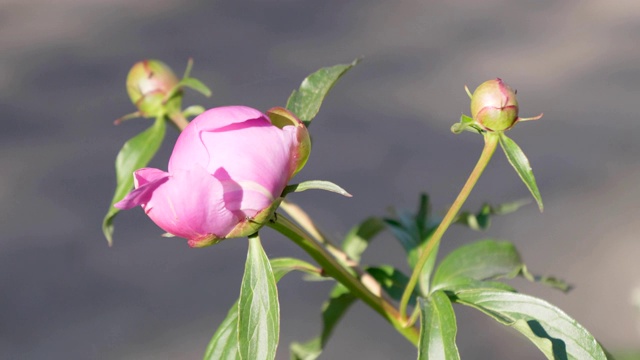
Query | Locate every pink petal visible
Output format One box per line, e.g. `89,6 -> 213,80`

140,165 -> 240,241
114,168 -> 169,210
168,106 -> 267,173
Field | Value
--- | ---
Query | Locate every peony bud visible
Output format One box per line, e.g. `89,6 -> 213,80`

114,106 -> 306,248
126,60 -> 180,118
469,78 -> 542,132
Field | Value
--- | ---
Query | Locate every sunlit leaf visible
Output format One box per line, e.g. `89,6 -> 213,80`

286,59 -> 359,125
499,133 -> 543,212
432,240 -> 523,292
453,289 -> 607,360
282,180 -> 351,197
418,291 -> 461,360
204,258 -> 318,360
102,116 -> 166,245
238,234 -> 279,360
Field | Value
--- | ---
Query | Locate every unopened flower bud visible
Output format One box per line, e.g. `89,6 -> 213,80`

126,60 -> 180,118
469,78 -> 542,132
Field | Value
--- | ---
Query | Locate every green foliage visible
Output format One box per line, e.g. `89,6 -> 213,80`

282,180 -> 352,198
499,133 -> 544,212
341,217 -> 385,262
286,59 -> 359,125
384,194 -> 438,295
455,199 -> 531,231
290,284 -> 356,360
453,289 -> 607,360
418,291 -> 461,360
204,257 -> 319,360
102,116 -> 166,245
238,235 -> 279,360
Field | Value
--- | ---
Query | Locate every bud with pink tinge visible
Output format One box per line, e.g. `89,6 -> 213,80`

469,78 -> 542,132
126,60 -> 181,118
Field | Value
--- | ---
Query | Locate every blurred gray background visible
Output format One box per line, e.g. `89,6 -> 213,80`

1,0 -> 639,359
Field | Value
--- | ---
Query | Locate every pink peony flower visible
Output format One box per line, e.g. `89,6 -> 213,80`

115,106 -> 310,247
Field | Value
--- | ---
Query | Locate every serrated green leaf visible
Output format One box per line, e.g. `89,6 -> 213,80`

341,217 -> 385,262
453,289 -> 607,360
238,234 -> 279,360
290,284 -> 356,360
418,292 -> 461,360
282,180 -> 351,197
204,258 -> 318,360
499,133 -> 543,212
286,59 -> 359,125
181,77 -> 212,97
432,240 -> 523,292
102,116 -> 166,245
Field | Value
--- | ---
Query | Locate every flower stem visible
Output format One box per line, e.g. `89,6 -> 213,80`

268,214 -> 420,346
168,111 -> 190,131
398,133 -> 499,321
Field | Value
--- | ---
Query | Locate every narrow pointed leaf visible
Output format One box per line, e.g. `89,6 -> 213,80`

290,284 -> 356,360
286,59 -> 359,125
455,199 -> 531,231
453,289 -> 607,360
204,258 -> 318,360
182,105 -> 206,118
366,265 -> 417,305
341,217 -> 385,262
418,291 -> 461,360
102,116 -> 166,245
180,77 -> 212,97
282,180 -> 351,197
238,235 -> 279,360
499,133 -> 543,212
204,304 -> 240,360
432,240 -> 523,292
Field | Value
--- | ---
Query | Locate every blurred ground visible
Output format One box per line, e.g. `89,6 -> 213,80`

1,0 -> 640,359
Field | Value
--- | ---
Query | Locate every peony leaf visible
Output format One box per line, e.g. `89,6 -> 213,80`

282,180 -> 351,197
453,289 -> 607,360
180,77 -> 212,97
204,258 -> 318,360
286,59 -> 359,125
498,133 -> 543,212
290,284 -> 356,360
418,291 -> 461,360
237,234 -> 279,360
341,217 -> 385,262
102,116 -> 166,245
431,239 -> 523,292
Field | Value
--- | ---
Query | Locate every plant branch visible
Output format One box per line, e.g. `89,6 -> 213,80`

398,133 -> 499,321
269,214 -> 420,346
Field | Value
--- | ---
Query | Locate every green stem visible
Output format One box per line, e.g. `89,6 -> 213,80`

268,214 -> 420,346
168,111 -> 190,131
398,133 -> 499,320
